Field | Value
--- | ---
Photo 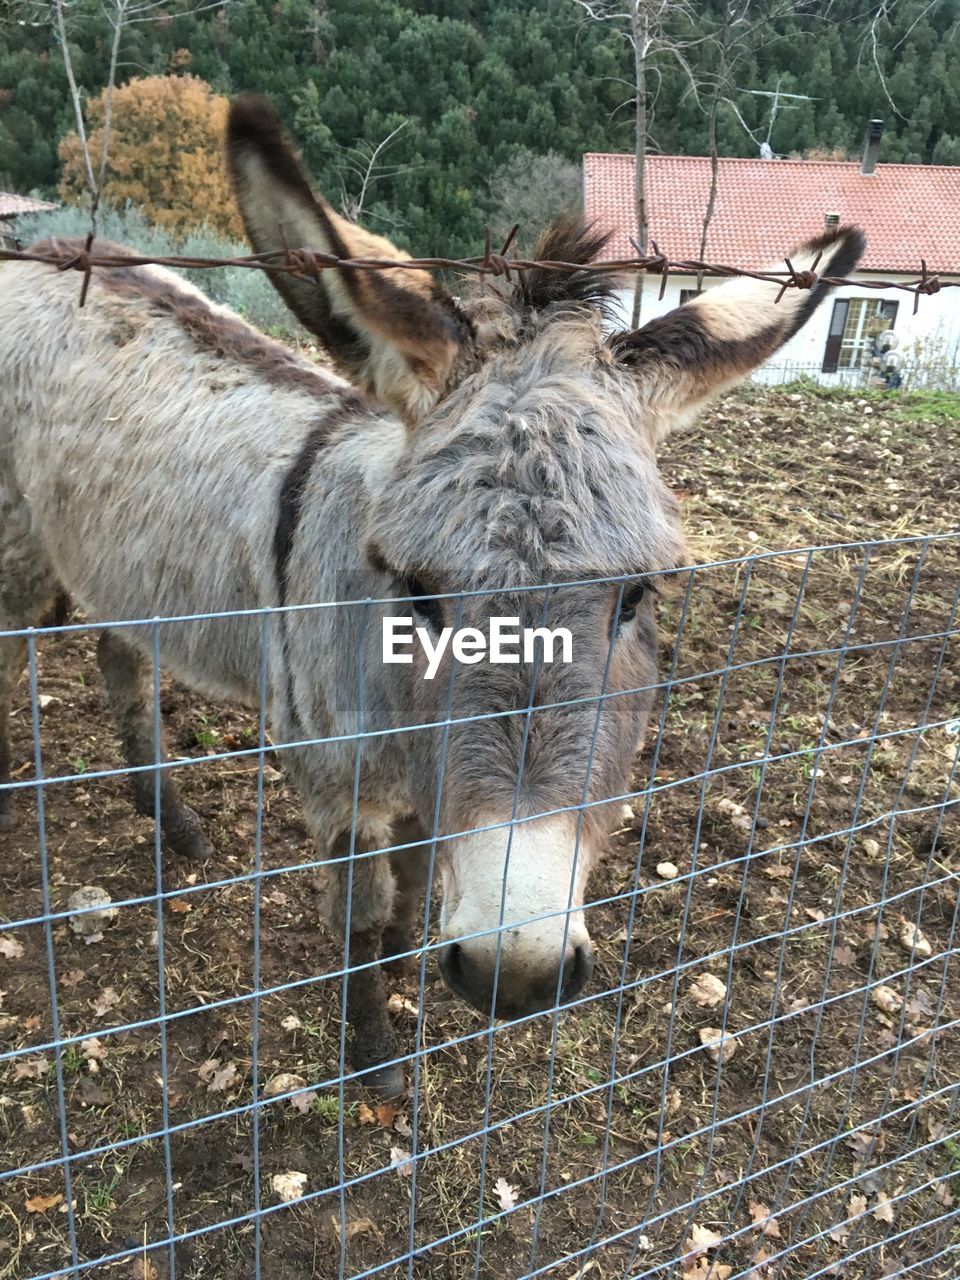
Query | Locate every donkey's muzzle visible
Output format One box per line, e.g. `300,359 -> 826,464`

439,937 -> 594,1020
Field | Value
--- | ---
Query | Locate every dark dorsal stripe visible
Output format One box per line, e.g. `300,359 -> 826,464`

273,400 -> 365,606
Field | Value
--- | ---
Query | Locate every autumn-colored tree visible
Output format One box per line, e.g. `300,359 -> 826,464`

58,74 -> 242,240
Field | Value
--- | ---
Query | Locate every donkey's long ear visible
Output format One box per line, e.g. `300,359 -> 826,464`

227,95 -> 466,425
609,226 -> 865,436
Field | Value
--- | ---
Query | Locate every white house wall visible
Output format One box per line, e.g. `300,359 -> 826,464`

610,274 -> 960,388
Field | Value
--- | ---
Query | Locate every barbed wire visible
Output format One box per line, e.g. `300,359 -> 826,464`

0,229 -> 955,315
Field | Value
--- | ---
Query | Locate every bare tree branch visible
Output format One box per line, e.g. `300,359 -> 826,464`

51,0 -> 96,200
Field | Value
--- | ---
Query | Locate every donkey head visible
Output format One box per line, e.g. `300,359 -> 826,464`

228,97 -> 865,1020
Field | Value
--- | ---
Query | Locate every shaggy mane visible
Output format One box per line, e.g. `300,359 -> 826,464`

514,214 -> 616,315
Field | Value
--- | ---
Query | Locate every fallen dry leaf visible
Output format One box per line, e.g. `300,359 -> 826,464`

847,1129 -> 884,1161
375,1101 -> 401,1128
264,1072 -> 306,1098
717,796 -> 752,833
741,1246 -> 773,1277
684,1223 -> 724,1257
871,985 -> 902,1016
128,1256 -> 159,1280
386,992 -> 419,1016
264,1072 -> 316,1113
684,1263 -> 732,1280
81,1037 -> 108,1065
846,1193 -> 868,1223
494,1176 -> 519,1211
390,1145 -> 413,1176
197,1059 -> 240,1094
271,1171 -> 307,1203
872,1192 -> 895,1224
60,969 -> 85,989
394,1113 -> 413,1139
763,863 -> 792,880
92,986 -> 120,1017
699,1026 -> 737,1064
357,1103 -> 376,1125
330,1214 -> 377,1242
690,974 -> 727,1009
168,898 -> 192,914
748,1201 -> 781,1239
25,1191 -> 63,1213
898,921 -> 932,959
934,1180 -> 954,1207
832,944 -> 857,966
14,1056 -> 48,1081
0,937 -> 24,960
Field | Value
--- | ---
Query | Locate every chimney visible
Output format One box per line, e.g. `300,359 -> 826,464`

860,119 -> 884,176
824,212 -> 840,232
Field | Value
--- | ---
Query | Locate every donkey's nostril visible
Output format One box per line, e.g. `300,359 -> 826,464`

561,943 -> 593,1002
446,942 -> 462,979
439,937 -> 594,1017
439,942 -> 471,1003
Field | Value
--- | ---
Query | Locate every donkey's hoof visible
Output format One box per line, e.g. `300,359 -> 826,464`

163,809 -> 212,859
361,1062 -> 406,1099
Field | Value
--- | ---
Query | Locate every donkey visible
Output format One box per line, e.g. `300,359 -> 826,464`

0,95 -> 864,1094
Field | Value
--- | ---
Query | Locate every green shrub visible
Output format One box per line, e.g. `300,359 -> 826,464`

16,202 -> 305,338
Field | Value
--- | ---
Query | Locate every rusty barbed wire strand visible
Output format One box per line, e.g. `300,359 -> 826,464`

0,236 -> 953,313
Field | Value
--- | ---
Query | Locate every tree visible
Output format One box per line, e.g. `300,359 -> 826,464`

575,0 -> 702,325
483,148 -> 583,250
2,0 -> 958,256
58,74 -> 242,239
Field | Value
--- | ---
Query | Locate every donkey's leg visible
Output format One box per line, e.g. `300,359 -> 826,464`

0,487 -> 58,833
322,826 -> 406,1097
0,636 -> 27,832
96,629 -> 211,858
381,815 -> 430,975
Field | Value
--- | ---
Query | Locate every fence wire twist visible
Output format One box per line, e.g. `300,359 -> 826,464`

1,532 -> 959,1280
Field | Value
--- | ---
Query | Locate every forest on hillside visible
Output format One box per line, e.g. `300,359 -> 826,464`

2,0 -> 959,258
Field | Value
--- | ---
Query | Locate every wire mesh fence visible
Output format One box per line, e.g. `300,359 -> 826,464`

1,531 -> 958,1280
752,360 -> 960,393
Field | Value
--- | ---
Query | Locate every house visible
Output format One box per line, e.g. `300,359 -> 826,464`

583,126 -> 960,388
0,192 -> 58,252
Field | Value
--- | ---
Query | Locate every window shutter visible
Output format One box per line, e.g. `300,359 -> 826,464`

822,299 -> 849,373
880,300 -> 899,326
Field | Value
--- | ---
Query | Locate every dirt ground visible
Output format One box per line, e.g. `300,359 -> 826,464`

1,383 -> 959,1280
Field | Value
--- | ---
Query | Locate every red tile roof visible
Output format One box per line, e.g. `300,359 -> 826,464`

0,192 -> 58,219
583,153 -> 960,275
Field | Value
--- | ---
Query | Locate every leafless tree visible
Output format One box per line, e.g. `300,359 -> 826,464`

694,2 -> 817,288
483,148 -> 583,251
336,121 -> 410,225
574,0 -> 704,325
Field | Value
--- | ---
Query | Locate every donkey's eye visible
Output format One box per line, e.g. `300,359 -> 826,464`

618,583 -> 646,627
403,575 -> 444,632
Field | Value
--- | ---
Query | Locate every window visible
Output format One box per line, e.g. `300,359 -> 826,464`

822,298 -> 898,373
